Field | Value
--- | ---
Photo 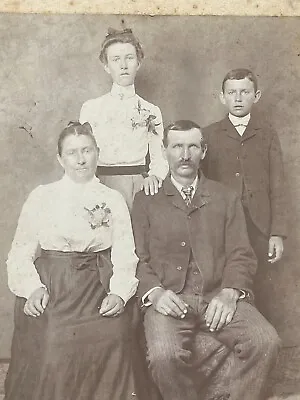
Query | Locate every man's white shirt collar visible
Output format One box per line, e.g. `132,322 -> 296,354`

171,175 -> 198,199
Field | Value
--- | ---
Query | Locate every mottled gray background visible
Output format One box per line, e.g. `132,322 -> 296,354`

0,14 -> 299,362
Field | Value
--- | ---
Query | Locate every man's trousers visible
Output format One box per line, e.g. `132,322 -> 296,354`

143,295 -> 280,400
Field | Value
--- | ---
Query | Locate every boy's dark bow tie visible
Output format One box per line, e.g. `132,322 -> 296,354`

234,123 -> 248,127
181,186 -> 194,206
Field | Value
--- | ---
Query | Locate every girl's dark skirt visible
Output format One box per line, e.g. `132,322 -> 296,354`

5,249 -> 136,400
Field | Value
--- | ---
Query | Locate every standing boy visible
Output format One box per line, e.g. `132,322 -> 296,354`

203,69 -> 287,311
80,27 -> 168,209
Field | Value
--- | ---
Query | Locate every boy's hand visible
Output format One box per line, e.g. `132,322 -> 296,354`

141,175 -> 162,196
99,294 -> 125,317
268,236 -> 284,263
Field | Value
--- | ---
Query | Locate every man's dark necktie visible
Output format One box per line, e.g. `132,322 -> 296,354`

181,186 -> 194,207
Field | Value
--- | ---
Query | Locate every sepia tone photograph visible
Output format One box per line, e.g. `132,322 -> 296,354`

0,12 -> 299,400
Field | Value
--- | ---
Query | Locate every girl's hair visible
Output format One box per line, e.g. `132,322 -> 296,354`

99,28 -> 144,64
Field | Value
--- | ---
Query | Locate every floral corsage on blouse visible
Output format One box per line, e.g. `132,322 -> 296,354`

84,203 -> 111,230
131,100 -> 160,135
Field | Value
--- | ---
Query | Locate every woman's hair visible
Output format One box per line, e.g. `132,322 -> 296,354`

57,121 -> 97,156
99,28 -> 144,64
222,68 -> 258,92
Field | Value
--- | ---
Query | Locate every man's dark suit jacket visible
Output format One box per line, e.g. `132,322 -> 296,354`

202,116 -> 287,238
132,174 -> 257,303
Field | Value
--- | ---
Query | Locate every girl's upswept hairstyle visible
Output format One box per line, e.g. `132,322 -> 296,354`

99,27 -> 144,64
57,121 -> 97,156
222,68 -> 258,92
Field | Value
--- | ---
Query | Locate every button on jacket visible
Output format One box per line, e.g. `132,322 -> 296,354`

202,116 -> 287,238
132,174 -> 257,303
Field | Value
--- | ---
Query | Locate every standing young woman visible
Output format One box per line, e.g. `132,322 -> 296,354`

80,27 -> 168,209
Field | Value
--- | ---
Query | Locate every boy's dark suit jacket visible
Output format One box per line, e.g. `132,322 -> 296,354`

132,174 -> 257,303
202,116 -> 287,238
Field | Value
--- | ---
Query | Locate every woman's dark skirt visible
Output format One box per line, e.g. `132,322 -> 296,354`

5,249 -> 136,400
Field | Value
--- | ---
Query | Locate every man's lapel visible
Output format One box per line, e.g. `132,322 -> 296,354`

163,176 -> 187,212
163,174 -> 210,214
192,174 -> 211,211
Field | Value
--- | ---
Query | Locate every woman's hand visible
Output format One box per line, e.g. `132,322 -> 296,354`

24,287 -> 49,317
99,294 -> 125,317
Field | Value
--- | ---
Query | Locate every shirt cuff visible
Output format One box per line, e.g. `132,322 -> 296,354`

224,287 -> 248,300
148,165 -> 169,181
10,280 -> 47,300
109,277 -> 139,305
142,286 -> 162,307
24,284 -> 47,300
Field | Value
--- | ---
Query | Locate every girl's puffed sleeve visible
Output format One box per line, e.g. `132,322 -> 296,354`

147,105 -> 169,180
109,191 -> 138,304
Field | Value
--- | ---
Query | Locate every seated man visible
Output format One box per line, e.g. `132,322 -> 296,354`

131,120 -> 281,400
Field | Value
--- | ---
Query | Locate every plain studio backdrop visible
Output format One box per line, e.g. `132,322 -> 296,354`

0,14 -> 299,360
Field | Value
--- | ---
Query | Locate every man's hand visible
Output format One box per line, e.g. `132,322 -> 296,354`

99,294 -> 125,317
24,287 -> 49,317
149,288 -> 188,319
141,175 -> 163,196
268,236 -> 284,264
205,288 -> 240,332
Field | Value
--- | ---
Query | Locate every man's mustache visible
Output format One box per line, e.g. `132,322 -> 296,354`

178,160 -> 194,166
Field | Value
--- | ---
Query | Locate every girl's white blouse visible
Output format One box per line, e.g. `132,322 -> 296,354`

80,83 -> 169,179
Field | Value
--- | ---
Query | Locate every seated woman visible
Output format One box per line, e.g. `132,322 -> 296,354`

5,121 -> 138,400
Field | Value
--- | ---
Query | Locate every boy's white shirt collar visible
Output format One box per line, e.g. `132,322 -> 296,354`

229,113 -> 251,127
171,175 -> 198,198
229,113 -> 251,136
110,83 -> 136,100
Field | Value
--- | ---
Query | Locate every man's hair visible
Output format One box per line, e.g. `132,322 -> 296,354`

163,120 -> 206,148
222,68 -> 258,92
99,28 -> 144,64
57,121 -> 97,156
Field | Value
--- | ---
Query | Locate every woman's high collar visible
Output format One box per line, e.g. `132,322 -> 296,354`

61,174 -> 100,190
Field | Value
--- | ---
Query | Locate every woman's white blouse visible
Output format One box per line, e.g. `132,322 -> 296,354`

6,175 -> 138,302
79,83 -> 169,179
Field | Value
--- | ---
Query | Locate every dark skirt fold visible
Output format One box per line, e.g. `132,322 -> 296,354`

5,250 -> 136,400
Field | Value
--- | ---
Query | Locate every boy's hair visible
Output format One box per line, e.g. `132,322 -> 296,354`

222,68 -> 258,92
58,121 -> 97,156
99,28 -> 144,64
163,120 -> 206,149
